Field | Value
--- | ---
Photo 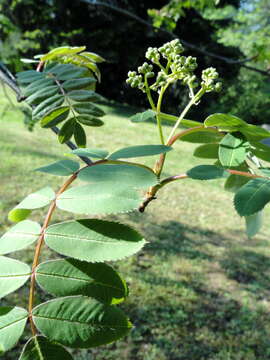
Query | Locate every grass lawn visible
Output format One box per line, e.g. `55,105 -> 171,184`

2,89 -> 270,360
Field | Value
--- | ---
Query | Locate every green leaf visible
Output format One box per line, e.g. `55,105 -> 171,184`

74,122 -> 87,147
32,94 -> 64,119
35,160 -> 80,176
40,107 -> 70,128
51,65 -> 88,81
71,148 -> 109,159
0,256 -> 31,298
67,90 -> 103,102
130,110 -> 155,123
224,174 -> 250,193
204,113 -> 247,131
40,46 -> 86,61
187,165 -> 228,180
78,164 -> 157,189
0,307 -> 28,353
26,86 -> 59,105
219,133 -> 248,167
245,211 -> 263,238
36,259 -> 128,304
179,130 -> 223,143
62,77 -> 96,91
73,102 -> 105,117
241,125 -> 270,141
81,51 -> 105,63
8,187 -> 55,222
193,144 -> 219,159
56,184 -> 141,215
234,178 -> 270,216
44,219 -> 146,262
32,296 -> 132,348
19,336 -> 73,360
23,78 -> 55,97
17,70 -> 44,85
0,220 -> 41,255
75,115 -> 104,127
58,120 -> 75,144
108,145 -> 172,160
250,148 -> 270,162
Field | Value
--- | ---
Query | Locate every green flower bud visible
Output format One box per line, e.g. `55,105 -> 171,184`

145,47 -> 160,64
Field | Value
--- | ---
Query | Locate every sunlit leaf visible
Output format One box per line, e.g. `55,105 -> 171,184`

19,336 -> 73,360
40,46 -> 86,61
40,107 -> 70,128
108,145 -> 172,160
0,307 -> 28,353
0,220 -> 41,255
8,187 -> 55,222
35,160 -> 80,176
56,184 -> 141,215
44,219 -> 146,262
204,113 -> 247,131
71,148 -> 109,159
234,178 -> 270,216
36,259 -> 128,304
218,133 -> 248,167
0,256 -> 31,298
78,164 -> 157,189
33,296 -> 132,348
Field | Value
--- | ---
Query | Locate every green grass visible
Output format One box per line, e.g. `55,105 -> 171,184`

2,89 -> 270,360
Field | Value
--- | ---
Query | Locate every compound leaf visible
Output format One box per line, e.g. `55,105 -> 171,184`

0,220 -> 41,255
187,165 -> 228,180
35,160 -> 79,176
0,307 -> 28,353
8,187 -> 55,222
44,219 -> 146,262
234,178 -> 270,216
19,336 -> 73,360
56,184 -> 141,215
0,256 -> 31,298
108,145 -> 172,160
36,259 -> 128,304
32,296 -> 132,348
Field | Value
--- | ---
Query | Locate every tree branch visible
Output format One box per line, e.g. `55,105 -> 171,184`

80,0 -> 270,77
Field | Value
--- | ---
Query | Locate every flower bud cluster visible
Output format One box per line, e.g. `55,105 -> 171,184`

159,39 -> 184,60
201,67 -> 222,92
126,71 -> 144,90
126,40 -> 222,96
